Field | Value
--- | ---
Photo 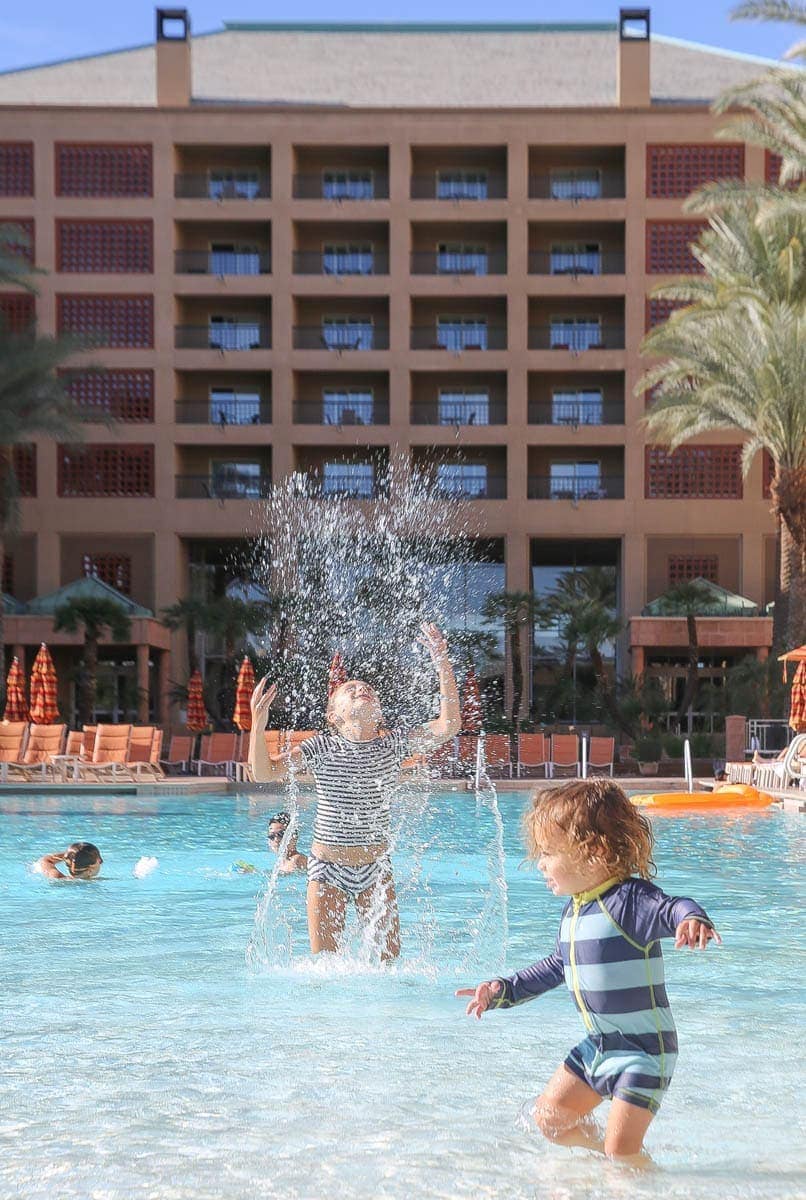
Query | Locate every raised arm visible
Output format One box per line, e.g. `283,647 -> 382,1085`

248,677 -> 290,784
409,623 -> 461,752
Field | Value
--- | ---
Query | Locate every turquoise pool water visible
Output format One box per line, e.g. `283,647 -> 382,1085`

1,790 -> 803,1199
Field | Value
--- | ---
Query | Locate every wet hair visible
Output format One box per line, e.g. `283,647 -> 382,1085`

522,779 -> 655,880
325,680 -> 381,732
268,811 -> 290,829
66,842 -> 102,870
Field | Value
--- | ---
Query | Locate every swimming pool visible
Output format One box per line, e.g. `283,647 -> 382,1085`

2,790 -> 803,1199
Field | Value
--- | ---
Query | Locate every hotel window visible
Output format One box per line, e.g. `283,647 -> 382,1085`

57,219 -> 153,273
668,555 -> 719,586
646,298 -> 687,330
550,461 -> 602,500
645,446 -> 743,499
549,168 -> 601,200
55,143 -> 152,197
209,388 -> 262,425
322,243 -> 374,275
437,243 -> 488,275
550,242 -> 601,275
57,295 -> 153,348
646,222 -> 706,274
436,317 -> 488,351
208,316 -> 263,350
647,144 -> 744,198
82,553 -> 132,595
58,445 -> 154,498
210,242 -> 261,275
437,463 -> 489,497
322,170 -> 374,200
321,317 -> 374,350
322,388 -> 374,424
61,369 -> 154,422
208,170 -> 260,200
0,142 -> 34,195
550,317 -> 602,351
436,171 -> 488,200
551,388 -> 603,425
322,462 -> 375,498
211,461 -> 263,498
438,389 -> 490,425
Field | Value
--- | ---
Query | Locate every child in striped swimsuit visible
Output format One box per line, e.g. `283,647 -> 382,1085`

457,779 -> 720,1163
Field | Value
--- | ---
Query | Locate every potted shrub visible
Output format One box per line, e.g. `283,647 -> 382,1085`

633,733 -> 663,776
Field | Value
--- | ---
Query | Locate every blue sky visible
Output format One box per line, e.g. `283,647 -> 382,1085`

0,1 -> 799,74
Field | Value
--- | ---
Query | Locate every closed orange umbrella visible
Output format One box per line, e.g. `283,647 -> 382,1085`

778,644 -> 806,681
186,670 -> 209,733
233,656 -> 255,731
29,643 -> 60,724
328,652 -> 348,697
788,660 -> 806,732
461,665 -> 483,733
4,657 -> 27,722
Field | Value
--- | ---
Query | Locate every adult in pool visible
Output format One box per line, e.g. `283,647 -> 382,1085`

36,842 -> 103,880
267,811 -> 308,874
457,779 -> 720,1164
248,622 -> 460,960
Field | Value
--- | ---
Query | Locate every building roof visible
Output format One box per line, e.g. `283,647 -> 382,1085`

25,576 -> 153,618
0,23 -> 780,109
642,578 -> 759,617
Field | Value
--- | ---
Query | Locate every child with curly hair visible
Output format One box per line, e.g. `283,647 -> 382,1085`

457,779 -> 720,1163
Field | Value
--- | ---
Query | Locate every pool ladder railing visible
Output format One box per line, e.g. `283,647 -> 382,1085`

683,738 -> 694,791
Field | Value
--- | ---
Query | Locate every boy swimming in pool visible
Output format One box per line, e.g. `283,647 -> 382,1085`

457,779 -> 720,1163
249,622 -> 460,961
36,842 -> 103,880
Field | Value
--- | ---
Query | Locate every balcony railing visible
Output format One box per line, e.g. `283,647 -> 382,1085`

433,473 -> 507,499
174,173 -> 271,200
175,399 -> 272,425
410,400 -> 507,425
411,325 -> 507,351
293,400 -> 389,425
304,471 -> 386,499
528,170 -> 625,200
529,399 -> 625,425
292,174 -> 390,200
528,324 -> 624,351
175,325 -> 271,350
292,251 -> 389,275
528,475 -> 625,500
292,326 -> 390,350
176,474 -> 272,499
410,173 -> 507,200
528,251 -> 625,275
174,250 -> 271,275
410,251 -> 507,275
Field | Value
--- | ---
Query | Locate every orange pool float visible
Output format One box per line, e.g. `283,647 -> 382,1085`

631,783 -> 775,810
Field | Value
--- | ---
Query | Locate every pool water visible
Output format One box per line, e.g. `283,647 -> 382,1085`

1,790 -> 803,1199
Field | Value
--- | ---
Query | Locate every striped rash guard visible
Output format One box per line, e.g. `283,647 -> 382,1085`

492,876 -> 713,1113
298,729 -> 409,846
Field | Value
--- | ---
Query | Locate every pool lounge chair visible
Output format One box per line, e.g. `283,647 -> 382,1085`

426,737 -> 457,779
0,722 -> 30,782
516,733 -> 548,778
548,734 -> 580,778
126,727 -> 165,781
456,735 -> 480,777
483,734 -> 512,778
753,733 -> 806,791
192,732 -> 239,777
160,734 -> 194,775
4,723 -> 67,781
587,736 -> 615,777
77,724 -> 134,782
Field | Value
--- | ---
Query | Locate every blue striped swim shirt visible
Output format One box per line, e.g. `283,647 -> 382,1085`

492,876 -> 712,1113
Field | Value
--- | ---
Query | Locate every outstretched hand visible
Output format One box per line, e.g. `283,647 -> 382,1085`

250,676 -> 277,733
455,979 -> 503,1020
674,918 -> 721,950
417,622 -> 449,670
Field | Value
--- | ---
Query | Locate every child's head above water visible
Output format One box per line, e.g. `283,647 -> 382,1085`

523,779 -> 655,896
326,679 -> 382,734
64,842 -> 103,878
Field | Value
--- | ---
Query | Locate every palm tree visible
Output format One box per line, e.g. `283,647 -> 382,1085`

0,224 -> 86,692
648,581 -> 720,725
53,597 -> 132,725
482,591 -> 543,729
638,199 -> 806,648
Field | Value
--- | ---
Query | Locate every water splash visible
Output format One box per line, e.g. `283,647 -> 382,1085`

244,471 -> 508,973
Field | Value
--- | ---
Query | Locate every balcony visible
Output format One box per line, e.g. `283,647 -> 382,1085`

411,323 -> 507,351
175,324 -> 271,350
411,397 -> 507,425
410,172 -> 507,200
293,396 -> 389,425
528,323 -> 624,351
293,250 -> 389,276
528,169 -> 625,200
529,395 -> 624,426
528,250 -> 625,276
528,474 -> 625,500
434,471 -> 507,500
292,173 -> 390,200
293,324 -> 389,351
176,474 -> 272,499
176,397 -> 272,425
304,468 -> 385,499
410,249 -> 507,276
175,250 -> 271,275
174,172 -> 271,200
